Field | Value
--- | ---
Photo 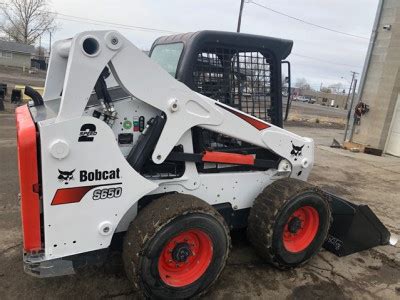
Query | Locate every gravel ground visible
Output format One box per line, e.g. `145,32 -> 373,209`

1,111 -> 399,299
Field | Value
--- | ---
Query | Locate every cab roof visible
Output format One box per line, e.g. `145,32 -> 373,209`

151,30 -> 293,60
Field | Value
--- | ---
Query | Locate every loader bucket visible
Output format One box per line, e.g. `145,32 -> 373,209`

322,192 -> 392,257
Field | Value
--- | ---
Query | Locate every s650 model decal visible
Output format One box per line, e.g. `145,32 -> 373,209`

92,187 -> 122,200
51,183 -> 122,205
78,123 -> 97,142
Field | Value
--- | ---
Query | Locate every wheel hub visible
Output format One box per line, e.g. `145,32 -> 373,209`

172,242 -> 192,262
288,217 -> 302,234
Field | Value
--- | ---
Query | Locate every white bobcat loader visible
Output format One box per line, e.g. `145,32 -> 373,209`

16,30 -> 394,299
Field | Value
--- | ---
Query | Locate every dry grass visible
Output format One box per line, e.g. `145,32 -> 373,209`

287,112 -> 346,126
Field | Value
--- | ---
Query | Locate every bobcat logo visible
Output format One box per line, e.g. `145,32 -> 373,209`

290,142 -> 304,161
58,169 -> 75,185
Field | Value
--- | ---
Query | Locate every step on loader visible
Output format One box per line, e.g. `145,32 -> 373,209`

15,30 -> 397,299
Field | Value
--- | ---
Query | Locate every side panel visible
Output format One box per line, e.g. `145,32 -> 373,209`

39,116 -> 157,260
150,169 -> 284,211
16,105 -> 41,251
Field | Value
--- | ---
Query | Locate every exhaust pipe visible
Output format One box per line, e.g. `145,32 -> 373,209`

24,86 -> 44,107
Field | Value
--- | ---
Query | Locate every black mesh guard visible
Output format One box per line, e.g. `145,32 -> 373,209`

193,49 -> 273,122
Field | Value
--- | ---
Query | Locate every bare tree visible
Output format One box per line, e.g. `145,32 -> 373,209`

328,82 -> 345,94
295,77 -> 311,90
320,87 -> 332,93
0,0 -> 57,45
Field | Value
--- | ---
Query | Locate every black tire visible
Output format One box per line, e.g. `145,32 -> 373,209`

247,178 -> 331,269
122,194 -> 231,299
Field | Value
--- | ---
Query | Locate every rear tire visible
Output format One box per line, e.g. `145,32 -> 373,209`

247,178 -> 331,269
122,194 -> 230,299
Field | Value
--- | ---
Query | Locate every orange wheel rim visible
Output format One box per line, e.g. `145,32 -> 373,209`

283,206 -> 319,253
158,229 -> 213,287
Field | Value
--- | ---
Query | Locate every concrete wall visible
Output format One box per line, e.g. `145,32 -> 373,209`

353,0 -> 400,151
315,92 -> 347,108
0,51 -> 31,69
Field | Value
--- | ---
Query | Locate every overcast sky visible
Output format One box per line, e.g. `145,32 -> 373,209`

47,0 -> 379,90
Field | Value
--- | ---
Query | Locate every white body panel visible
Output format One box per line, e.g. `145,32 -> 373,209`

36,30 -> 314,261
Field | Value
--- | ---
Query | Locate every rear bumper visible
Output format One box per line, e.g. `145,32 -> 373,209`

23,252 -> 75,278
23,249 -> 109,278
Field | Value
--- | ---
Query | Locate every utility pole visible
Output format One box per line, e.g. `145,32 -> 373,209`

39,35 -> 42,58
237,0 -> 245,32
49,31 -> 52,54
343,78 -> 358,142
345,71 -> 358,110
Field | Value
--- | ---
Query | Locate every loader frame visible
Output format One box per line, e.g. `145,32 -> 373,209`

18,30 -> 313,275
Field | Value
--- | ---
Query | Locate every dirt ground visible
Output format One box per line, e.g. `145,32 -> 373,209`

0,110 -> 399,300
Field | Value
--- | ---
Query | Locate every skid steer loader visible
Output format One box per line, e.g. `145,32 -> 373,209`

16,30 -> 395,299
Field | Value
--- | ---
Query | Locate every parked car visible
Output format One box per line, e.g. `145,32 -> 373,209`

295,96 -> 309,102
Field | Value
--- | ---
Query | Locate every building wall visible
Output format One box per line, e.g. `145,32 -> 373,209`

296,89 -> 348,108
353,0 -> 400,150
0,51 -> 31,69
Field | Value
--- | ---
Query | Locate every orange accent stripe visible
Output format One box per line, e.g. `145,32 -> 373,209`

216,103 -> 270,130
16,105 -> 41,251
202,151 -> 255,165
51,186 -> 95,205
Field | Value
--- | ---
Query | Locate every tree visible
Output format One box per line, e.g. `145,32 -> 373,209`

295,77 -> 311,90
320,87 -> 332,93
328,82 -> 344,94
0,0 -> 57,45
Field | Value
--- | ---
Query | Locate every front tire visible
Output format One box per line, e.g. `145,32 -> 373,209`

123,194 -> 230,299
247,178 -> 331,269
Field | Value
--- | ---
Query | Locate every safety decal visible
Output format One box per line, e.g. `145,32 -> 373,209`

133,116 -> 140,132
123,119 -> 132,130
139,116 -> 145,132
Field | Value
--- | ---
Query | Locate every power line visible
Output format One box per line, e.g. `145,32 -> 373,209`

248,0 -> 369,40
291,53 -> 362,69
0,2 -> 178,35
57,16 -> 177,34
0,2 -> 364,70
56,13 -> 179,34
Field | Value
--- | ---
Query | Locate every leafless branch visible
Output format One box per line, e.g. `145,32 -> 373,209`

0,0 -> 57,44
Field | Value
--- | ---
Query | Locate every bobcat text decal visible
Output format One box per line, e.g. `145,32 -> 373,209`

80,168 -> 121,182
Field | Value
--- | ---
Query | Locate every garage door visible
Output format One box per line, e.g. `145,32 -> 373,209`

386,93 -> 400,157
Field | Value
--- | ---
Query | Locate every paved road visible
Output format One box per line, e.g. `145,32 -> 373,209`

1,112 -> 399,299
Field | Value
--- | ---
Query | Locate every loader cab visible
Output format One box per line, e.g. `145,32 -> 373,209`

149,30 -> 293,128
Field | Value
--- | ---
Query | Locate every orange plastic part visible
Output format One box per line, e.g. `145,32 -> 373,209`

202,151 -> 255,165
16,105 -> 41,251
51,186 -> 96,205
